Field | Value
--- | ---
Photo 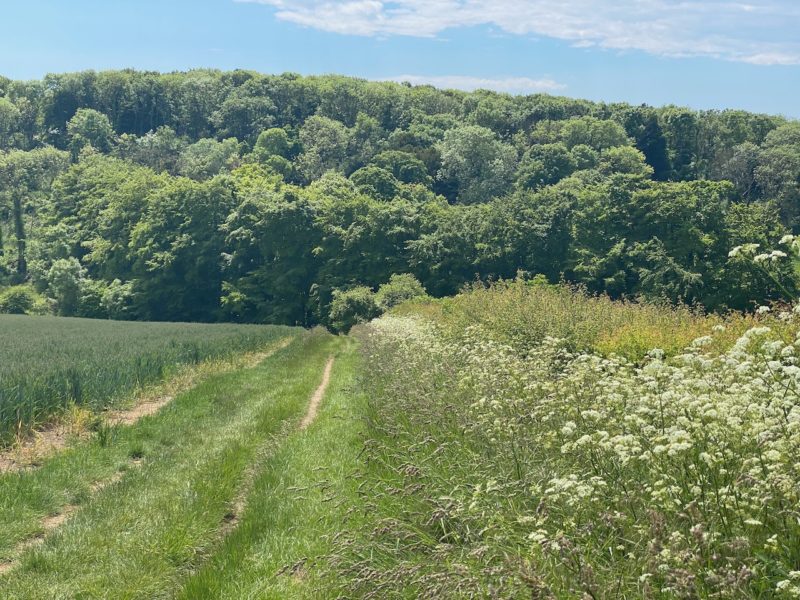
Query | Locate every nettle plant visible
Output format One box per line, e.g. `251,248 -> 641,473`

346,294 -> 800,596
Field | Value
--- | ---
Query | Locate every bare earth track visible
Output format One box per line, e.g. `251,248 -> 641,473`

300,357 -> 335,430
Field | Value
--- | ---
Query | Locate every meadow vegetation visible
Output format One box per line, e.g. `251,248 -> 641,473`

324,280 -> 800,597
0,330 -> 341,597
397,277 -> 775,361
2,71 -> 800,597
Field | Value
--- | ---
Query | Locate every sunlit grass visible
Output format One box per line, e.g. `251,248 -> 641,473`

0,330 -> 339,598
398,279 -> 791,360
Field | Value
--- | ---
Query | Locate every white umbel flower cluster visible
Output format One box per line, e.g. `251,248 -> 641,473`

364,314 -> 800,596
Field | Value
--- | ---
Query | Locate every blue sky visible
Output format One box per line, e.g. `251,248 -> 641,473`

1,0 -> 798,117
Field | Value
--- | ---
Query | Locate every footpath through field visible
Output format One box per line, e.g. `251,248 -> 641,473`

0,328 -> 358,599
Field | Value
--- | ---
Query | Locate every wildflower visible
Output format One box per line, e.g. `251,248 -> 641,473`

528,530 -> 548,543
729,243 -> 759,258
692,336 -> 713,347
363,312 -> 800,595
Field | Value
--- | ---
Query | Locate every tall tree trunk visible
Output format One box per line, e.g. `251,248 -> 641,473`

12,193 -> 26,278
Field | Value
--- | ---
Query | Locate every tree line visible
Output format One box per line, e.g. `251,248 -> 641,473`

0,70 -> 798,327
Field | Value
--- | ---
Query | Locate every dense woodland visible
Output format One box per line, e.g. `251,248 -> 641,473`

0,69 -> 798,326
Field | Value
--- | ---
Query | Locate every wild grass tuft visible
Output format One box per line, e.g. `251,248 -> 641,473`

397,278 -> 776,361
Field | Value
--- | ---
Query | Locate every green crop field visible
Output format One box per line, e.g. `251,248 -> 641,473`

0,315 -> 294,441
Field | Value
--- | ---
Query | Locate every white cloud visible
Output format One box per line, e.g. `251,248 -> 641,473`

378,75 -> 566,94
237,0 -> 800,65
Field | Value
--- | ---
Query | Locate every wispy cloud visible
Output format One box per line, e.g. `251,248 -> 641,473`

378,75 -> 566,94
237,0 -> 800,65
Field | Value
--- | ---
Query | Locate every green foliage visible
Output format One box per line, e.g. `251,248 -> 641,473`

67,108 -> 115,156
516,142 -> 576,189
221,187 -> 320,325
253,127 -> 292,159
115,126 -> 186,173
754,126 -> 800,227
297,115 -> 350,181
176,137 -> 240,180
531,116 -> 631,151
349,165 -> 401,201
436,125 -> 518,204
0,70 -> 795,327
371,150 -> 432,185
598,145 -> 654,176
47,257 -> 84,316
129,175 -> 237,321
0,285 -> 37,314
375,273 -> 427,309
0,97 -> 20,149
328,286 -> 381,333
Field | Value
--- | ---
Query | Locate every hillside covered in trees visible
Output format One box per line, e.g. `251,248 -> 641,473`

0,70 -> 798,326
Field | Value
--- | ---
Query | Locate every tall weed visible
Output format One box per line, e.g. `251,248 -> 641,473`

332,314 -> 800,597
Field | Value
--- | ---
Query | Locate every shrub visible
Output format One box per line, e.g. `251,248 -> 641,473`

47,257 -> 85,316
0,285 -> 37,314
328,286 -> 381,333
375,273 -> 427,310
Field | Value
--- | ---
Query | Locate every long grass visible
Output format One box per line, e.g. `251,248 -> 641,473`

398,279 -> 771,360
0,315 -> 294,442
176,337 -> 363,599
328,297 -> 800,597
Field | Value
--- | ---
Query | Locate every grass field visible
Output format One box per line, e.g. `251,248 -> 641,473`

0,315 -> 294,442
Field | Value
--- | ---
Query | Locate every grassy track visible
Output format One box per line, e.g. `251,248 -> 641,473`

0,328 -> 347,599
177,336 -> 364,599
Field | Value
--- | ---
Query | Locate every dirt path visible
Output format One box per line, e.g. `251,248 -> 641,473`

0,456 -> 144,575
221,356 -> 336,536
300,357 -> 335,430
